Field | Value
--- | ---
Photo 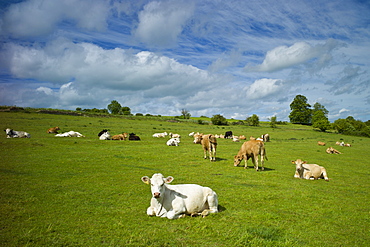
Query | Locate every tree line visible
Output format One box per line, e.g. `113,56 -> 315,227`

78,97 -> 370,138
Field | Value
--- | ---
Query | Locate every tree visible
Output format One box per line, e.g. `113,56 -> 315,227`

270,116 -> 277,128
246,114 -> 259,126
289,95 -> 312,124
312,102 -> 330,131
108,100 -> 122,115
181,109 -> 191,119
121,106 -> 131,115
211,114 -> 228,125
312,111 -> 331,131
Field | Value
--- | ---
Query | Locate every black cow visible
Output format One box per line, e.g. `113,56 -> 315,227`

129,133 -> 141,141
224,131 -> 233,139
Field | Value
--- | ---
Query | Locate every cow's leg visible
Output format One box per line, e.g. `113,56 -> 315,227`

147,206 -> 156,216
203,148 -> 207,159
260,151 -> 265,171
244,155 -> 248,169
253,155 -> 259,171
322,169 -> 329,181
294,170 -> 300,178
207,191 -> 218,214
166,201 -> 186,219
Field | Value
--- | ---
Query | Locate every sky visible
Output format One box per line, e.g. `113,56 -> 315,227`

0,0 -> 369,122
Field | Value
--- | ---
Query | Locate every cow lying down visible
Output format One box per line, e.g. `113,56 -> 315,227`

55,131 -> 85,137
292,159 -> 329,181
141,173 -> 218,219
4,128 -> 30,138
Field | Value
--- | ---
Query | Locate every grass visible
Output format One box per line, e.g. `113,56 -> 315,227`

0,111 -> 369,246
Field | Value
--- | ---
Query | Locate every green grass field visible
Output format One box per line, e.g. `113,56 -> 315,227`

1,111 -> 369,246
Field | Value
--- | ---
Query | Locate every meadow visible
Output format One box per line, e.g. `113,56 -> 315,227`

0,111 -> 369,246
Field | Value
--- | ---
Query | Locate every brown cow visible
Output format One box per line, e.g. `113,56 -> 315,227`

326,147 -> 341,154
194,134 -> 217,161
47,126 -> 60,134
317,141 -> 326,146
234,140 -> 267,171
292,159 -> 329,181
112,133 -> 128,140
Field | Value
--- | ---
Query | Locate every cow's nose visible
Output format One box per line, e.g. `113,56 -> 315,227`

153,192 -> 160,198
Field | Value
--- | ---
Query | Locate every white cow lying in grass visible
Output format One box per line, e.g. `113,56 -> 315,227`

292,159 -> 329,181
141,173 -> 218,219
4,128 -> 30,138
55,131 -> 85,137
152,132 -> 167,138
99,131 -> 111,140
166,137 -> 180,146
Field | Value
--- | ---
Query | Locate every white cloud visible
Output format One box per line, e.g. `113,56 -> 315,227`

245,78 -> 285,100
1,0 -> 110,38
134,0 -> 194,47
245,40 -> 340,72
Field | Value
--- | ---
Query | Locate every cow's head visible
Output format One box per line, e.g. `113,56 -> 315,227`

5,128 -> 13,137
234,155 -> 243,166
193,134 -> 203,144
141,173 -> 174,198
292,159 -> 306,172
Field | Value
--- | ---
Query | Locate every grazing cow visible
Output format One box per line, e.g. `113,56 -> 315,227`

4,128 -> 30,138
55,131 -> 84,137
234,140 -> 267,171
129,133 -> 141,140
98,129 -> 109,137
47,126 -> 60,134
326,147 -> 341,154
167,137 -> 180,146
292,159 -> 329,181
317,141 -> 326,146
152,132 -> 167,138
224,131 -> 233,139
141,173 -> 218,219
261,133 -> 270,142
99,131 -> 111,140
195,134 -> 217,161
112,133 -> 128,140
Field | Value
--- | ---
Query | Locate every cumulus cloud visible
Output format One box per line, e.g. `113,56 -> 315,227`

245,39 -> 340,72
134,0 -> 194,47
245,78 -> 285,100
1,0 -> 110,38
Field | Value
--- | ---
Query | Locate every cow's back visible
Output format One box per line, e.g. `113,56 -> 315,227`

166,184 -> 214,213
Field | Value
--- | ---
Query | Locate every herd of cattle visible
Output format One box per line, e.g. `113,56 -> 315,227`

5,126 -> 351,219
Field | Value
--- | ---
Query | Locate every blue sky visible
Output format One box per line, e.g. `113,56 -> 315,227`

1,0 -> 369,121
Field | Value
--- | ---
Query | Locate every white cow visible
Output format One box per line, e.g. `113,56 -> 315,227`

4,128 -> 30,138
141,173 -> 218,219
166,138 -> 180,146
99,131 -> 111,140
55,131 -> 85,137
292,159 -> 329,181
152,132 -> 168,138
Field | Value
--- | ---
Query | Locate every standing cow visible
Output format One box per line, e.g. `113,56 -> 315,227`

141,173 -> 218,219
292,159 -> 329,181
194,134 -> 217,161
234,140 -> 267,171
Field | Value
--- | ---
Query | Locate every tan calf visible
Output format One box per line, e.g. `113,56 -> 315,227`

234,140 -> 267,171
47,126 -> 60,133
194,134 -> 217,161
112,133 -> 128,140
317,141 -> 326,146
292,159 -> 329,181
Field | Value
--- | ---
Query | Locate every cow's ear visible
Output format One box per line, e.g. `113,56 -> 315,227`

141,176 -> 150,184
165,176 -> 174,183
291,160 -> 296,164
303,161 -> 307,164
